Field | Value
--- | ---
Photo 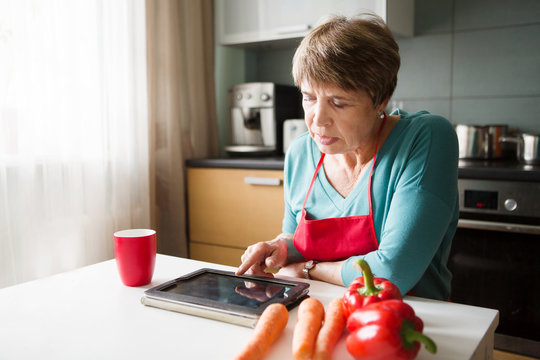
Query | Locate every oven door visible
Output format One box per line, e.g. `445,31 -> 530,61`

449,215 -> 540,358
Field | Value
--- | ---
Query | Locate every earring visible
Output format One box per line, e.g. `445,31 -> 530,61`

377,111 -> 385,119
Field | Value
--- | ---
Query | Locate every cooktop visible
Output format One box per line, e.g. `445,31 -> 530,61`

458,159 -> 540,182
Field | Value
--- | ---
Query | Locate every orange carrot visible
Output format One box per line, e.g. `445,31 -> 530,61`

292,297 -> 325,360
313,297 -> 347,360
234,303 -> 289,360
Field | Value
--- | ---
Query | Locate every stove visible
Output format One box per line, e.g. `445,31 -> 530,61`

451,159 -> 540,357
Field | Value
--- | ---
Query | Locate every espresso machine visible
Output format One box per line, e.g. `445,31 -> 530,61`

225,82 -> 301,156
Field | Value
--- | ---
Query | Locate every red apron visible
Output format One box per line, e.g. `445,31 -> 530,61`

293,116 -> 387,261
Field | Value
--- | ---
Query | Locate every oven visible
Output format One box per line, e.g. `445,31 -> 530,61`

449,163 -> 540,358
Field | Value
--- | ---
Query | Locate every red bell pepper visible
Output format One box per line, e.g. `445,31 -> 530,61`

346,299 -> 437,360
342,259 -> 402,317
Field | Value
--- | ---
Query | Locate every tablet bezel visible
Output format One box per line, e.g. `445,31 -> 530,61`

143,268 -> 310,316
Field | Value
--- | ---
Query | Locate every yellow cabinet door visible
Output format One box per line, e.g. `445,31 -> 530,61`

189,242 -> 245,267
187,168 -> 284,265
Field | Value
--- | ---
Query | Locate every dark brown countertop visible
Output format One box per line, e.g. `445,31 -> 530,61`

458,160 -> 540,182
186,157 -> 284,170
186,157 -> 540,182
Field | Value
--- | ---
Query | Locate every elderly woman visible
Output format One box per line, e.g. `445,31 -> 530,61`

236,13 -> 458,301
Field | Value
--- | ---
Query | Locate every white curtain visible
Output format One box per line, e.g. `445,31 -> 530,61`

0,0 -> 149,288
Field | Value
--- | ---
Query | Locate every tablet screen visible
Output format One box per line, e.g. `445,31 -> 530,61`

160,272 -> 291,309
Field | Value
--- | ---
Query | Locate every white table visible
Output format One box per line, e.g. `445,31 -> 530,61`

0,254 -> 499,360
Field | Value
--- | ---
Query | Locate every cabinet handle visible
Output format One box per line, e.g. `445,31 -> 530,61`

458,219 -> 540,235
244,177 -> 282,186
275,24 -> 311,35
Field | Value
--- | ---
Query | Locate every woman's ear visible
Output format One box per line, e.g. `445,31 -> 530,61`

379,98 -> 390,113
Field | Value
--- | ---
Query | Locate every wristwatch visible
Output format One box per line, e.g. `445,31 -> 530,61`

303,260 -> 317,279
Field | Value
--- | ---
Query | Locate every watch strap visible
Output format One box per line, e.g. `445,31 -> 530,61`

303,260 -> 317,279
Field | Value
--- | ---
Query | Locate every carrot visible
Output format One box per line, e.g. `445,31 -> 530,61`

313,297 -> 347,360
234,303 -> 289,360
292,297 -> 325,360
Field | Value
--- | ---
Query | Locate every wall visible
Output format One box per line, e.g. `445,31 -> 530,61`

392,0 -> 540,133
214,0 -> 540,152
214,45 -> 247,156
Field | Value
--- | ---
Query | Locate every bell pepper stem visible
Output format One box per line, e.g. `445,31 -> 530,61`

402,322 -> 437,354
356,259 -> 379,295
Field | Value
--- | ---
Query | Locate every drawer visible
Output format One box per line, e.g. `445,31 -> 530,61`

187,168 -> 284,249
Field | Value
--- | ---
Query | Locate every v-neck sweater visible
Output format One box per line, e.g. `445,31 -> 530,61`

282,110 -> 459,300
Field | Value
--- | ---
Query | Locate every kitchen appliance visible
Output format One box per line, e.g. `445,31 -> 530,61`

225,82 -> 301,156
455,124 -> 511,160
283,119 -> 308,153
500,132 -> 540,164
449,162 -> 540,358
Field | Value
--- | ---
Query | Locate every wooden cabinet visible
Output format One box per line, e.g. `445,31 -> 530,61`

215,0 -> 414,46
187,167 -> 284,266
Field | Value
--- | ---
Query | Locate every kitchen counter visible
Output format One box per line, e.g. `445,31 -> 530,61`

187,156 -> 285,170
187,157 -> 540,181
0,254 -> 499,360
458,160 -> 540,182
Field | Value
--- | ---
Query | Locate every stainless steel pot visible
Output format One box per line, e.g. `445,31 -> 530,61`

455,124 -> 509,160
500,133 -> 540,164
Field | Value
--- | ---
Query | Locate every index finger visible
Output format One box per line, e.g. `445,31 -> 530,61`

235,252 -> 260,275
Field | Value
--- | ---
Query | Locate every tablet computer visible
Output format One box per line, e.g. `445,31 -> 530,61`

141,268 -> 309,327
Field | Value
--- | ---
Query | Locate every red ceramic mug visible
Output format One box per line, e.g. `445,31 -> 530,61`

114,229 -> 157,286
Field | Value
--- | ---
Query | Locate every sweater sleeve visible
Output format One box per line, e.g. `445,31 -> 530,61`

282,133 -> 310,263
341,115 -> 459,296
282,141 -> 299,235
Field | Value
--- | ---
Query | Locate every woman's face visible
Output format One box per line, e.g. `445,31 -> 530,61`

300,80 -> 382,155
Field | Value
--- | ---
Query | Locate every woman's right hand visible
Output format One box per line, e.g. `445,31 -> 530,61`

235,236 -> 288,277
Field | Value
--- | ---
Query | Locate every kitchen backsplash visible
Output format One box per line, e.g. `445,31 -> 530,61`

216,0 -> 540,141
391,0 -> 540,133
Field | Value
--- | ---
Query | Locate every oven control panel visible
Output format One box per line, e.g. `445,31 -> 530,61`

458,179 -> 540,218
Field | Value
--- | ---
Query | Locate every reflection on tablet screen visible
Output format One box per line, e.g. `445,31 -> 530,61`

161,273 -> 291,309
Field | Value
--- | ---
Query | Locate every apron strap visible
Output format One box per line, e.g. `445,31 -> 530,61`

302,153 -> 326,209
367,112 -> 387,213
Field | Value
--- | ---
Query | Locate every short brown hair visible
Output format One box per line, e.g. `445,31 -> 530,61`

292,13 -> 400,108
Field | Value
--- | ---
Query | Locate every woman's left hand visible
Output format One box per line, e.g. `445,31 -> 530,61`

277,262 -> 306,278
278,260 -> 346,286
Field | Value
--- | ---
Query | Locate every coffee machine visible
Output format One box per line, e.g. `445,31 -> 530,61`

225,82 -> 301,156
